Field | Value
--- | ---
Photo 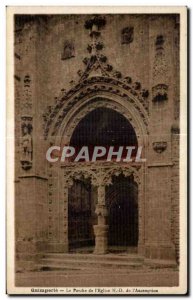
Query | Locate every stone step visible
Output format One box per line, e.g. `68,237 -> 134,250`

38,257 -> 142,271
144,258 -> 177,268
42,253 -> 144,263
36,264 -> 143,273
36,254 -> 177,272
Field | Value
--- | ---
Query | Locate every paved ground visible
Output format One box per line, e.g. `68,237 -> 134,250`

16,268 -> 179,287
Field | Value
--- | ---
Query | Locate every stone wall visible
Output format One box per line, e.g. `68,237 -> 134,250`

14,14 -> 180,262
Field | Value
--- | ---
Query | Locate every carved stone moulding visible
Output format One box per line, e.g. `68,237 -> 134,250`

153,141 -> 167,153
62,161 -> 141,189
43,75 -> 149,138
44,75 -> 148,120
49,88 -> 149,138
152,84 -> 168,102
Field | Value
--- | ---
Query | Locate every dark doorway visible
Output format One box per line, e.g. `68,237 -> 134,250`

68,107 -> 138,252
70,107 -> 138,150
106,174 -> 138,250
68,179 -> 97,252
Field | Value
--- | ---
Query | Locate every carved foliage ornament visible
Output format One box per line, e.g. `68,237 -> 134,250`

63,163 -> 141,188
43,76 -> 149,138
103,165 -> 141,186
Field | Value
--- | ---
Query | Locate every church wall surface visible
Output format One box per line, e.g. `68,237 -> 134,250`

14,14 -> 180,265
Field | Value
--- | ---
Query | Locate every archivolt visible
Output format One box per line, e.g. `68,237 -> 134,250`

58,96 -> 146,147
44,76 -> 149,145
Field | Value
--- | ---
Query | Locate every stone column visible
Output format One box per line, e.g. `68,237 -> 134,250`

94,184 -> 109,254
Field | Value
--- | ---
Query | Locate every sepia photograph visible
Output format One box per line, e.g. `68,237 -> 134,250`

6,6 -> 187,295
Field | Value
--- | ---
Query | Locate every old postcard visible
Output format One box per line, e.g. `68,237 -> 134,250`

7,6 -> 187,295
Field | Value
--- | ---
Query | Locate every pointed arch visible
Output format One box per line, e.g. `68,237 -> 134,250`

44,76 -> 149,147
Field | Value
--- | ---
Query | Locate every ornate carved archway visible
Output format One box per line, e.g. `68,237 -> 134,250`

46,93 -> 147,254
44,15 -> 148,255
44,77 -> 149,147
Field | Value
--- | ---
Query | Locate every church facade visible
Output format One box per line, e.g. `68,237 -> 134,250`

14,13 -> 180,268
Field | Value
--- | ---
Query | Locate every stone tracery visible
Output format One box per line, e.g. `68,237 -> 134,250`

60,161 -> 143,254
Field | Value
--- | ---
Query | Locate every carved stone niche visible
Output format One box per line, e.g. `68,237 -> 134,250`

20,116 -> 33,170
152,84 -> 168,102
153,142 -> 167,153
61,40 -> 75,60
121,27 -> 134,44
